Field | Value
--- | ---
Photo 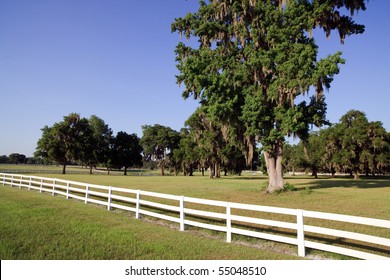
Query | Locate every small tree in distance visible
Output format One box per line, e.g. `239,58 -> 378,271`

141,124 -> 180,176
35,113 -> 91,174
112,131 -> 143,175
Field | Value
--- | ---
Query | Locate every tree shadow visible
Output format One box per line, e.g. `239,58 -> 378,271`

297,176 -> 390,190
186,216 -> 390,258
222,175 -> 390,189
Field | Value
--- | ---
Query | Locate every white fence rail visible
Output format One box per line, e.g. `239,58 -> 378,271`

1,173 -> 389,260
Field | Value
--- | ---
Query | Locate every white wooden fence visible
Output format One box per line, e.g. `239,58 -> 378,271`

1,173 -> 389,260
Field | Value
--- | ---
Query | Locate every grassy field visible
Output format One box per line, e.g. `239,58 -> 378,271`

30,171 -> 390,220
1,166 -> 389,259
0,186 -> 299,260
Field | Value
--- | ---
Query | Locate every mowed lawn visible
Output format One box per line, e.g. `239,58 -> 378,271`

34,172 -> 390,220
1,171 -> 389,259
0,186 -> 300,260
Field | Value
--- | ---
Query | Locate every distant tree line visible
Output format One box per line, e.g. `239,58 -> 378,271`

0,153 -> 47,164
1,153 -> 26,164
166,109 -> 389,179
31,112 -> 253,176
32,110 -> 389,178
35,113 -> 142,175
283,110 -> 390,179
0,153 -> 26,164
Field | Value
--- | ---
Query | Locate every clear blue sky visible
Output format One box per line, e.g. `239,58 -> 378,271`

1,0 -> 389,157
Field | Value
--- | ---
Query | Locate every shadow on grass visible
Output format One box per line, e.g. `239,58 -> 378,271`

298,177 -> 390,190
222,175 -> 390,189
184,216 -> 390,259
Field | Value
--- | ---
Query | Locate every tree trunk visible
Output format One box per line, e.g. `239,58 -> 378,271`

209,162 -> 214,179
215,162 -> 221,178
161,164 -> 165,176
124,166 -> 127,176
200,162 -> 205,176
244,135 -> 254,169
353,170 -> 359,180
62,163 -> 66,175
364,160 -> 369,176
311,166 -> 318,179
264,142 -> 284,193
89,165 -> 93,175
182,163 -> 186,176
372,158 -> 377,176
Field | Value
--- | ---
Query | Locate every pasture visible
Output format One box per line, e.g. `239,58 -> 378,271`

27,171 -> 390,220
0,185 -> 298,260
0,165 -> 389,260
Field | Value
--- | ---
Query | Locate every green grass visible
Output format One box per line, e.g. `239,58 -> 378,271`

0,186 -> 299,260
31,173 -> 390,220
1,170 -> 389,259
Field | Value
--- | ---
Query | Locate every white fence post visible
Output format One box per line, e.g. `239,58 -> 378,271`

66,182 -> 70,199
39,178 -> 43,193
19,176 -> 22,189
2,173 -> 5,185
11,175 -> 14,187
297,209 -> 305,257
180,196 -> 185,231
85,185 -> 89,204
107,186 -> 112,211
28,177 -> 32,190
52,179 -> 56,196
226,202 -> 232,243
135,190 -> 140,219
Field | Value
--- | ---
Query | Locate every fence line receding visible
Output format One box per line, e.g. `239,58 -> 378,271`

1,173 -> 389,260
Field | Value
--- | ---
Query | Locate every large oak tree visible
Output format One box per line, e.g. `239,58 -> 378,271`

172,0 -> 365,192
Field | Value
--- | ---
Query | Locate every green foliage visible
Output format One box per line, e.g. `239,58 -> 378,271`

282,143 -> 302,174
8,153 -> 26,164
34,113 -> 142,175
330,110 -> 390,178
172,128 -> 199,175
184,107 -> 249,177
272,182 -> 299,194
260,180 -> 269,192
283,182 -> 298,192
0,155 -> 8,164
35,113 -> 93,173
172,0 -> 366,191
112,131 -> 143,175
87,115 -> 113,171
282,110 -> 390,178
141,124 -> 180,175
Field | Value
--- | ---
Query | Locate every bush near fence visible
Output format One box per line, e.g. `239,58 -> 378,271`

1,173 -> 389,259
